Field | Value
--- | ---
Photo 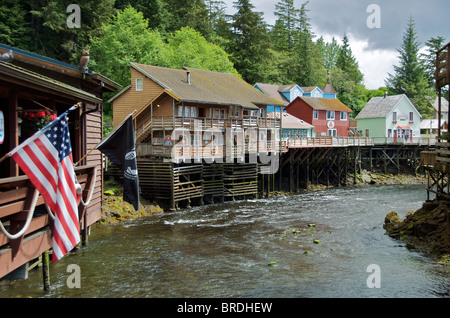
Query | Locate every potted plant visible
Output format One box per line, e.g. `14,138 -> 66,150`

21,110 -> 57,137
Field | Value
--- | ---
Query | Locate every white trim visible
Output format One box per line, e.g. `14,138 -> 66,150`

130,62 -> 171,90
135,78 -> 143,91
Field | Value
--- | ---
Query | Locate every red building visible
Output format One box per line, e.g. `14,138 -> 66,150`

285,96 -> 353,137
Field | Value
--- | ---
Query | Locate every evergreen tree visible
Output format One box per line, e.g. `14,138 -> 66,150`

229,0 -> 271,84
385,17 -> 435,117
164,0 -> 212,39
0,0 -> 31,50
293,1 -> 325,86
114,0 -> 169,31
12,0 -> 115,63
420,36 -> 446,88
274,0 -> 299,51
336,34 -> 363,85
316,36 -> 340,69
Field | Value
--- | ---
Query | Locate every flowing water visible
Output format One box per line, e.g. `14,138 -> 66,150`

1,184 -> 449,298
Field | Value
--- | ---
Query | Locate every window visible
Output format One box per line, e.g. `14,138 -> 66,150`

340,112 -> 347,120
135,78 -> 143,91
409,112 -> 414,122
327,129 -> 337,137
230,106 -> 239,117
326,111 -> 335,120
179,106 -> 196,117
212,108 -> 225,119
392,111 -> 397,123
314,91 -> 320,97
313,110 -> 319,119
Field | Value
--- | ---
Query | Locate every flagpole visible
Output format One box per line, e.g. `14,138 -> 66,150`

75,110 -> 136,167
0,102 -> 82,165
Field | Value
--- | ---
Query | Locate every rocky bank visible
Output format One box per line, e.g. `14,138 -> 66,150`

384,200 -> 450,265
100,185 -> 163,223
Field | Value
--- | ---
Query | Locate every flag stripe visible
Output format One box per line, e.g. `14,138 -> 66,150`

24,140 -> 58,195
10,109 -> 80,263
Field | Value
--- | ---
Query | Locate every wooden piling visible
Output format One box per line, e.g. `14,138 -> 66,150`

42,250 -> 50,291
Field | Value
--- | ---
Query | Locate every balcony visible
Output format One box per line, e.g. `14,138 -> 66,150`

136,116 -> 281,142
0,164 -> 98,278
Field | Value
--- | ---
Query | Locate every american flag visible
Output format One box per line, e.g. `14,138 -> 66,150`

10,106 -> 80,262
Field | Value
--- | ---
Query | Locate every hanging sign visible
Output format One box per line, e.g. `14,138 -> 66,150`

0,111 -> 4,144
327,120 -> 335,129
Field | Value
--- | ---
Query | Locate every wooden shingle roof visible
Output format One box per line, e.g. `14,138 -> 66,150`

289,96 -> 353,112
356,94 -> 407,119
132,63 -> 283,109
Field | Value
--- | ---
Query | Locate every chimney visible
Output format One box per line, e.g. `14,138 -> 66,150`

384,91 -> 388,98
187,71 -> 191,85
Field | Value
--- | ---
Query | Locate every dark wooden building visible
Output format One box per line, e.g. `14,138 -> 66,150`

0,44 -> 120,278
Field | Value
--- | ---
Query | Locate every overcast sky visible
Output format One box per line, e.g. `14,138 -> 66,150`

223,0 -> 450,89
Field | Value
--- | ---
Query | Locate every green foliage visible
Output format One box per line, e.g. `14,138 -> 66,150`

0,0 -> 31,49
336,34 -> 363,85
88,6 -> 237,97
88,6 -> 166,88
385,17 -> 435,118
227,0 -> 271,84
163,27 -> 237,74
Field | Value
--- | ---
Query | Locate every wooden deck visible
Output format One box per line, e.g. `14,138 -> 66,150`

136,116 -> 281,142
136,136 -> 377,158
0,165 -> 98,279
420,141 -> 450,200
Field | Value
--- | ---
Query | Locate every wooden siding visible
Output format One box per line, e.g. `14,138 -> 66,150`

113,68 -> 165,127
83,108 -> 103,227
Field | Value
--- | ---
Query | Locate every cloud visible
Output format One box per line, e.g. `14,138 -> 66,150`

223,0 -> 449,89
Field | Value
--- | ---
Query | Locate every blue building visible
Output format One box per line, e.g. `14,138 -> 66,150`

255,74 -> 337,114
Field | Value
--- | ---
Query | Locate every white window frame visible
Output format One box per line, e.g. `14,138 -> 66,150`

313,110 -> 319,119
340,112 -> 347,121
392,111 -> 397,122
327,129 -> 337,137
326,111 -> 335,120
409,112 -> 414,122
135,78 -> 143,91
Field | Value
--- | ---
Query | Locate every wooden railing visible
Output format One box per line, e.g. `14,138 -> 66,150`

136,116 -> 281,142
372,137 -> 437,146
0,164 -> 98,278
435,141 -> 450,173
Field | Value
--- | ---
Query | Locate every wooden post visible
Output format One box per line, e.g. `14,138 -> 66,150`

42,250 -> 50,291
289,154 -> 294,192
9,89 -> 18,177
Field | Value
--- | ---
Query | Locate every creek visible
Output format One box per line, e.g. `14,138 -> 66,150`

1,184 -> 449,298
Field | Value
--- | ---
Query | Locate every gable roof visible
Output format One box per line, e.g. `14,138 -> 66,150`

0,60 -> 103,104
288,96 -> 353,113
0,43 -> 121,92
267,112 -> 315,129
301,86 -> 322,94
322,82 -> 337,94
254,83 -> 289,105
355,94 -> 420,120
429,96 -> 449,113
130,63 -> 283,109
